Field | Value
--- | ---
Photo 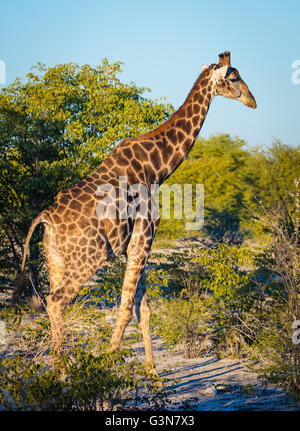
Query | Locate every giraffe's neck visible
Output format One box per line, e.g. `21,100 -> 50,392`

140,68 -> 215,185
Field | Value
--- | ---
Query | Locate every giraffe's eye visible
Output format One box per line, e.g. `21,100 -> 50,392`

229,78 -> 238,82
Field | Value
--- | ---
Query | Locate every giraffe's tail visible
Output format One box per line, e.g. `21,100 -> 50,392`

12,211 -> 49,308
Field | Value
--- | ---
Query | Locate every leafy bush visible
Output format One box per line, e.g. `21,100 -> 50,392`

151,244 -> 257,358
0,347 -> 171,411
0,292 -> 180,411
246,186 -> 300,399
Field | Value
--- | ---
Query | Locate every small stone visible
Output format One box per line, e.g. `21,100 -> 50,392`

203,385 -> 218,396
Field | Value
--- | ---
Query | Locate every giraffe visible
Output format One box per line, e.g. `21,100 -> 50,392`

14,51 -> 256,368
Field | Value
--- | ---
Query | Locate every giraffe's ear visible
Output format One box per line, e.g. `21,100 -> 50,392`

201,64 -> 209,72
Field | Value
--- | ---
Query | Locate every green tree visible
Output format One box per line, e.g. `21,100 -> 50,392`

157,134 -> 254,239
0,59 -> 172,296
156,135 -> 300,241
245,140 -> 300,209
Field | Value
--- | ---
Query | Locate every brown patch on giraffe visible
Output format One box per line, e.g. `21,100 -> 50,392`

183,138 -> 193,153
123,148 -> 133,159
105,158 -> 114,169
192,116 -> 199,126
170,152 -> 183,170
91,217 -> 99,228
57,224 -> 67,234
89,238 -> 97,248
193,92 -> 200,101
143,141 -> 154,152
177,130 -> 185,142
67,223 -> 80,236
177,108 -> 186,118
108,178 -> 118,187
133,143 -> 148,161
78,254 -> 86,265
57,205 -> 68,216
201,68 -> 210,79
69,200 -> 82,212
52,213 -> 62,224
159,167 -> 169,180
88,246 -> 97,255
144,164 -> 156,184
76,181 -> 86,188
83,200 -> 96,216
193,104 -> 200,114
150,148 -> 162,170
162,145 -> 173,164
131,158 -> 143,172
83,185 -> 96,194
98,165 -> 108,173
126,167 -> 140,184
187,105 -> 193,117
79,236 -> 88,247
156,140 -> 165,152
58,195 -> 70,206
78,193 -> 92,204
176,119 -> 192,135
78,215 -> 91,230
193,128 -> 200,138
51,202 -> 59,211
115,153 -> 128,166
166,128 -> 177,144
111,166 -> 123,176
71,187 -> 83,196
90,231 -> 99,242
63,208 -> 73,220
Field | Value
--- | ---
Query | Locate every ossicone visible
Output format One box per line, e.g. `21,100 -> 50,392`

218,51 -> 231,67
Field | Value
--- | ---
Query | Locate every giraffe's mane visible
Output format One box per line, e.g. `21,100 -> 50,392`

132,64 -> 216,141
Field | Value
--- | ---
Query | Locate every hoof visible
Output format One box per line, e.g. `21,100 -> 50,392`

145,362 -> 163,388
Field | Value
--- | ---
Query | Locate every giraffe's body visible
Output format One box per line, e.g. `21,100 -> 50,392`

16,52 -> 256,367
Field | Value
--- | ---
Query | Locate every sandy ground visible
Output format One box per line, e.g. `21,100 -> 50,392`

1,299 -> 299,411
131,334 -> 300,411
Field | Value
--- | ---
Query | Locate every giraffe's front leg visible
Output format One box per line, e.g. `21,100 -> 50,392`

110,252 -> 148,351
110,213 -> 160,373
135,270 -> 154,367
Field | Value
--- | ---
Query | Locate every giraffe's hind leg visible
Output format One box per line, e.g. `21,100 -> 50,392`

43,229 -> 72,350
43,226 -> 67,349
46,265 -> 106,350
44,227 -> 106,350
46,276 -> 85,350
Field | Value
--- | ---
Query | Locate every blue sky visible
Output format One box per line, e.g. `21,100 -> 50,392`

1,0 -> 299,148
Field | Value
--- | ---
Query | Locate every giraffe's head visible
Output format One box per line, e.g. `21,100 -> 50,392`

203,51 -> 257,109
